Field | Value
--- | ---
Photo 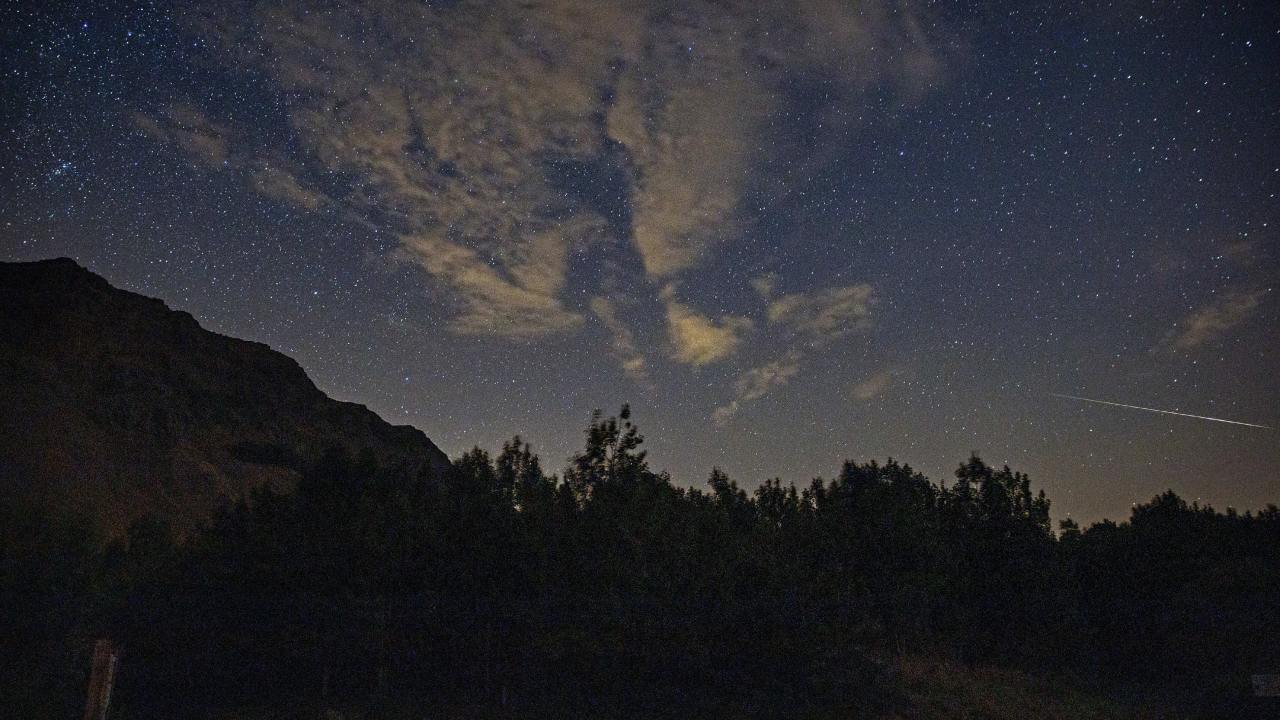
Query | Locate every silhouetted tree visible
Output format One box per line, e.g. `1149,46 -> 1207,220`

8,406 -> 1276,717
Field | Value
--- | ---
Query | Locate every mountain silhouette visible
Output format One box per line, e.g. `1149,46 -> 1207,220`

0,257 -> 450,534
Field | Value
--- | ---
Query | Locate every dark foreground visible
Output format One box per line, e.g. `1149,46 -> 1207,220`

102,656 -> 1187,720
5,409 -> 1278,719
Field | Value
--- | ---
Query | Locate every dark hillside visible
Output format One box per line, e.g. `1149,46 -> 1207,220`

0,258 -> 450,534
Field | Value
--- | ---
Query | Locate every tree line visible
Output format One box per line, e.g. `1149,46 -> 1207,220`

3,406 -> 1278,717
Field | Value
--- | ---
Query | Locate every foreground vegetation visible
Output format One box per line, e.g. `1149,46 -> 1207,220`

96,656 -> 1179,720
3,407 -> 1277,717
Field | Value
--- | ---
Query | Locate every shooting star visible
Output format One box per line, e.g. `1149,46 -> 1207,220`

1050,393 -> 1272,430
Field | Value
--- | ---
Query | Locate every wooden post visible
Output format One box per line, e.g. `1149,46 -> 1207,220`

83,639 -> 120,720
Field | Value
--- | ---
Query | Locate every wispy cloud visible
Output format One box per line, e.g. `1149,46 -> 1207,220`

712,351 -> 803,424
614,72 -> 764,279
149,0 -> 946,401
250,165 -> 325,209
715,283 -> 876,423
401,229 -> 584,338
591,296 -> 649,383
853,368 -> 896,400
1166,287 -> 1268,350
134,106 -> 324,210
661,285 -> 752,367
767,285 -> 876,338
133,105 -> 230,165
751,273 -> 780,299
1221,239 -> 1261,266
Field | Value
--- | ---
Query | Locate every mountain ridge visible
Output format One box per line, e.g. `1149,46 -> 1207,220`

0,257 -> 451,534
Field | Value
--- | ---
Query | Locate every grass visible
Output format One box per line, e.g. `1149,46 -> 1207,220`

883,656 -> 1183,720
111,656 -> 1188,719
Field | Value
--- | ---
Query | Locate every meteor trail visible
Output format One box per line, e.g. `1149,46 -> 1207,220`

1049,393 -> 1272,430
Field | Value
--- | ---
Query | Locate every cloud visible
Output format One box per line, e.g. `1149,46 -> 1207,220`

613,71 -> 764,279
178,0 -> 626,339
607,2 -> 946,282
401,229 -> 583,338
591,297 -> 649,383
250,165 -> 325,209
661,286 -> 753,366
712,351 -> 802,424
152,0 -> 946,372
715,283 -> 877,422
768,284 -> 876,338
135,106 -> 327,211
1220,239 -> 1261,267
132,105 -> 230,166
853,369 -> 895,400
1167,288 -> 1268,350
751,273 -> 779,299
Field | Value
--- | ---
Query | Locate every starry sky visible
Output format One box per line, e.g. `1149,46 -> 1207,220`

3,0 -> 1277,523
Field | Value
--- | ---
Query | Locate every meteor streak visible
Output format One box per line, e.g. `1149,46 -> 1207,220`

1050,393 -> 1272,430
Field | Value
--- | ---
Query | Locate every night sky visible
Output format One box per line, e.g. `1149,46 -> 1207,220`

3,0 -> 1277,523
